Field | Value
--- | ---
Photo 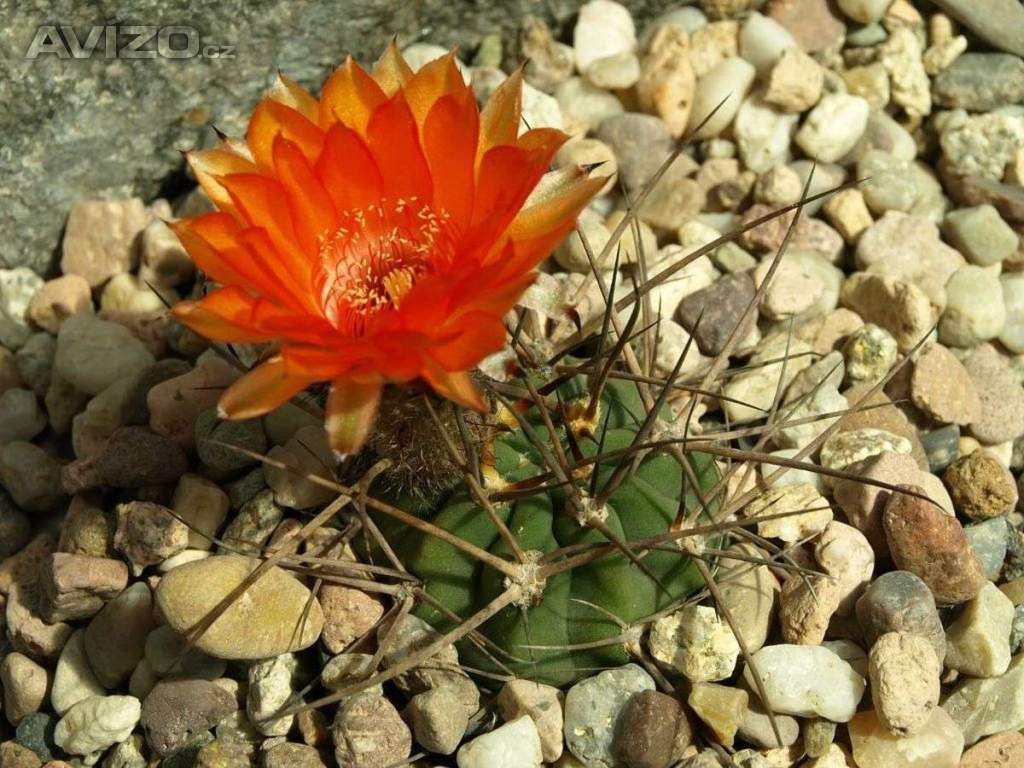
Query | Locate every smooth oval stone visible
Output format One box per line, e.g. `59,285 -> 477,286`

155,555 -> 323,660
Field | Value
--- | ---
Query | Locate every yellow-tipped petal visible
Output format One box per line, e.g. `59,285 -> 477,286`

325,378 -> 383,456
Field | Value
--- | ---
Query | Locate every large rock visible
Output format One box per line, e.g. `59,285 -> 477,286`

0,0 -> 680,274
155,554 -> 324,660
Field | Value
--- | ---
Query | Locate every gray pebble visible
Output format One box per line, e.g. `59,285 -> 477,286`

933,53 -> 1024,111
855,571 -> 947,664
965,517 -> 1010,580
919,424 -> 960,473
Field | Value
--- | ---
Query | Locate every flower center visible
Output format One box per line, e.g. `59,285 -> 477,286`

315,197 -> 454,335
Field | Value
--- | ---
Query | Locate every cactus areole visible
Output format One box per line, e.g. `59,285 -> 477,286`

373,375 -> 720,686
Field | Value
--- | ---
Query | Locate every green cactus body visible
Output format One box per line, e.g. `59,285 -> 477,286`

372,376 -> 719,686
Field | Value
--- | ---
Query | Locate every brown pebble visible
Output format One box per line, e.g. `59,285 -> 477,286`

883,489 -> 987,605
617,690 -> 693,768
332,692 -> 411,768
140,679 -> 237,756
767,0 -> 846,54
319,584 -> 385,655
959,731 -> 1024,768
677,272 -> 758,356
26,275 -> 93,334
39,552 -> 129,623
943,451 -> 1018,520
0,741 -> 42,768
964,344 -> 1024,444
910,343 -> 981,425
113,501 -> 189,572
60,198 -> 150,288
61,426 -> 189,494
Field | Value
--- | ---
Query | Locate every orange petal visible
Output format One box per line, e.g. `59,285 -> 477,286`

429,311 -> 507,370
268,72 -> 320,123
497,220 -> 583,284
404,51 -> 468,126
461,143 -> 552,259
186,148 -> 260,220
476,67 -> 523,167
218,173 -> 313,285
320,57 -> 387,135
173,216 -> 312,314
422,91 -> 478,227
232,230 -> 310,314
325,378 -> 383,455
283,344 -> 363,380
422,365 -> 486,411
246,99 -> 324,172
372,41 -> 414,96
447,265 -> 537,321
272,135 -> 338,256
508,170 -> 607,241
169,215 -> 253,289
219,356 -> 314,420
171,287 -> 270,343
365,93 -> 433,203
314,123 -> 385,213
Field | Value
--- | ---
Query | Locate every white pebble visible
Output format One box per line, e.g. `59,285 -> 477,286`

574,0 -> 636,74
51,631 -> 106,717
744,645 -> 865,722
54,695 -> 141,756
795,94 -> 871,163
457,716 -> 543,768
939,265 -> 1006,348
739,13 -> 797,76
686,57 -> 756,140
734,94 -> 798,174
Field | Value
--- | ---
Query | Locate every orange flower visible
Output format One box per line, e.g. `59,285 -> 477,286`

171,45 -> 604,454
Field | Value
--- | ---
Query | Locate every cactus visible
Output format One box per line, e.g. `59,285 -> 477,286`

370,373 -> 720,685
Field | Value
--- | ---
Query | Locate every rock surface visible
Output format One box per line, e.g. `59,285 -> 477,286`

0,0 -> 682,274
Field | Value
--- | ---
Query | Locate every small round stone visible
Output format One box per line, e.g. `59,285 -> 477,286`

595,113 -> 672,191
855,571 -> 946,664
944,451 -> 1018,520
849,708 -> 963,768
964,345 -> 1024,445
54,314 -> 154,397
944,583 -> 1015,679
406,687 -> 468,756
1,653 -> 50,726
820,428 -> 912,473
687,683 -> 747,749
944,204 -> 1019,267
54,695 -> 141,757
842,324 -> 898,386
648,605 -> 740,682
496,680 -> 563,763
616,690 -> 691,768
795,93 -> 870,163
